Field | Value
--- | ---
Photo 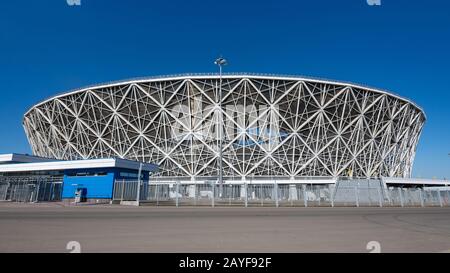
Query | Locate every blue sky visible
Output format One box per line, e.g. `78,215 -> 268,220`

0,0 -> 449,178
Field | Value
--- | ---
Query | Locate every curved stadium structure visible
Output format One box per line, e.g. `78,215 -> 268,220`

23,74 -> 426,182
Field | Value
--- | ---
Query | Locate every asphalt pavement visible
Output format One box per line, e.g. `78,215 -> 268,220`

0,203 -> 449,253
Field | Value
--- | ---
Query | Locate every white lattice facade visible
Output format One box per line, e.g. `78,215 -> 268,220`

23,74 -> 425,180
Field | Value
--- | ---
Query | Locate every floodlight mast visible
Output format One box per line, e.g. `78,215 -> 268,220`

214,57 -> 227,197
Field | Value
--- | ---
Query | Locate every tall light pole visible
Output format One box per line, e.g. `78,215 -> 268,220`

214,57 -> 227,197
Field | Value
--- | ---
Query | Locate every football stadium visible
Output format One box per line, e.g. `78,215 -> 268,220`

2,73 -> 448,206
23,74 -> 425,181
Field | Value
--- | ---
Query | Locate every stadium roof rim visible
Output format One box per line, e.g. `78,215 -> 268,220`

24,73 -> 426,120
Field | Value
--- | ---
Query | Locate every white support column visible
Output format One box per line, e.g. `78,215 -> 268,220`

35,182 -> 40,203
380,178 -> 390,203
419,188 -> 424,207
188,185 -> 196,198
155,183 -> 159,207
260,184 -> 264,207
289,184 -> 298,206
289,177 -> 298,203
438,190 -> 443,207
241,177 -> 248,208
377,187 -> 383,208
398,187 -> 404,207
329,184 -> 334,208
240,177 -> 247,199
136,162 -> 143,206
274,181 -> 279,208
121,179 -> 125,202
303,184 -> 307,207
355,186 -> 359,207
7,182 -> 11,201
447,190 -> 450,207
211,181 -> 215,208
244,182 -> 248,208
191,177 -> 197,206
175,181 -> 179,208
188,177 -> 196,198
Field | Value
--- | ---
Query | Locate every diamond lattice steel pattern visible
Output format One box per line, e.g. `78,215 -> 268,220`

23,75 -> 425,180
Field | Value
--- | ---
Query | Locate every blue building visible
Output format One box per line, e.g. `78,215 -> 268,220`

0,154 -> 157,202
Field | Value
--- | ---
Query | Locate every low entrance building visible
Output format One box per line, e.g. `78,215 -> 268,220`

0,154 -> 157,203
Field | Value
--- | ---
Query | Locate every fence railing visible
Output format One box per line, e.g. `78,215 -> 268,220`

0,179 -> 63,203
112,180 -> 450,207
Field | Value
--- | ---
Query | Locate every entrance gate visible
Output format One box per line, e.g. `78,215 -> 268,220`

0,176 -> 63,202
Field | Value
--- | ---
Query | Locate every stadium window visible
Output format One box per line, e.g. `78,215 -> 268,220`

119,172 -> 143,179
67,171 -> 108,177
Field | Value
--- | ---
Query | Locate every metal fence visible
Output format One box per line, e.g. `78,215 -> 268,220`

0,178 -> 63,203
112,180 -> 450,207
